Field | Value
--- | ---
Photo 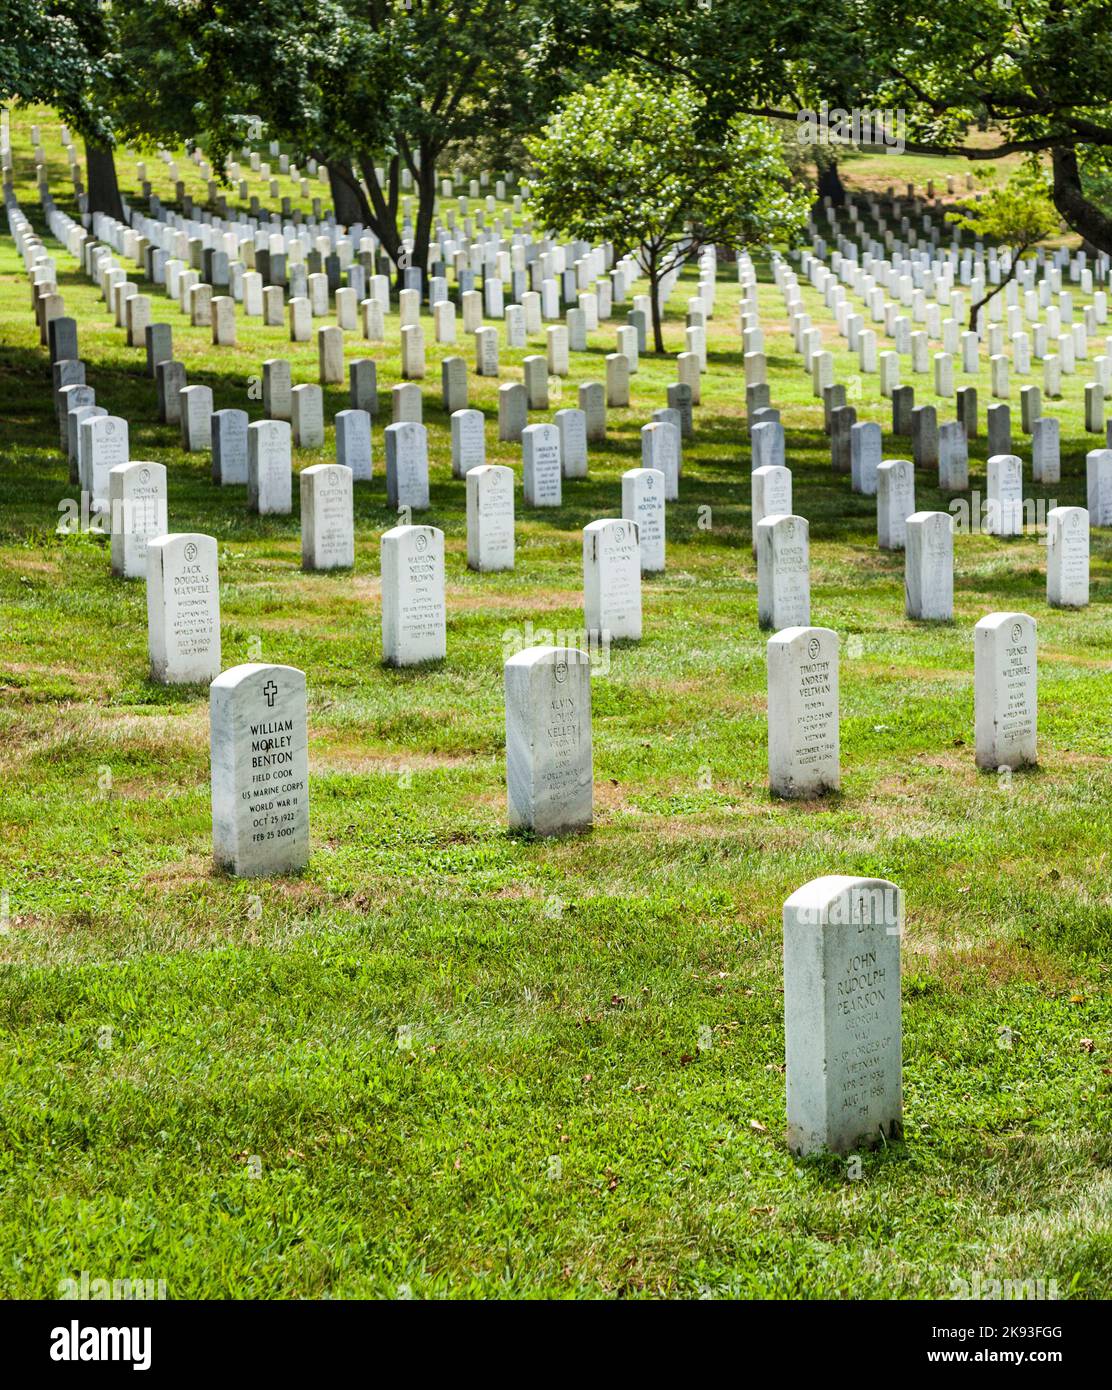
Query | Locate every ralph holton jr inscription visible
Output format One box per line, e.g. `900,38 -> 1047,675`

783,876 -> 903,1156
210,662 -> 310,877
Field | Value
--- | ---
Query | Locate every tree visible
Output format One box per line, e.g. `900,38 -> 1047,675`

556,0 -> 1112,255
524,74 -> 810,353
946,167 -> 1060,330
108,0 -> 558,290
0,0 -> 125,218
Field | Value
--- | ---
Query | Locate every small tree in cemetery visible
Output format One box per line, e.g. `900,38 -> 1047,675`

524,74 -> 809,352
946,165 -> 1059,330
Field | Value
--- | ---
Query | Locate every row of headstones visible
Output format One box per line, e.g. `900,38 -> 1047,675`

47,159 -> 720,456
794,214 -> 1112,413
37,163 -> 701,525
24,190 -> 699,660
798,215 -> 1107,328
771,252 -> 1112,418
208,594 -> 1036,840
818,190 -> 1110,288
79,184 -> 632,326
753,491 -> 1088,619
213,656 -> 908,1156
206,615 -> 1034,1164
748,399 -> 1097,613
815,188 -> 1109,285
744,256 -> 1112,538
44,187 -> 668,459
754,381 -> 1112,517
59,131 -> 698,351
759,310 -> 1112,506
130,515 -> 644,685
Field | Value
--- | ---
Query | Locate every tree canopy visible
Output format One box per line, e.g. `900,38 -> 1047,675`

525,74 -> 810,351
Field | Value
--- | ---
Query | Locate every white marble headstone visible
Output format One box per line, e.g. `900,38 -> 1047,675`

522,423 -> 562,507
146,533 -> 221,683
210,662 -> 310,877
877,459 -> 915,550
247,419 -> 293,515
757,514 -> 810,630
767,626 -> 840,798
385,422 -> 430,510
621,468 -> 665,574
751,465 -> 792,557
109,461 -> 167,579
583,518 -> 642,642
466,464 -> 515,572
504,645 -> 592,836
783,875 -> 903,1156
904,511 -> 954,620
974,611 -> 1037,770
451,408 -> 486,478
1046,506 -> 1089,609
300,464 -> 354,571
380,524 -> 446,665
81,414 -> 129,505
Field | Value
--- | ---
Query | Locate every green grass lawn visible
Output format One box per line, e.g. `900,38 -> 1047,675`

1,108 -> 1111,1299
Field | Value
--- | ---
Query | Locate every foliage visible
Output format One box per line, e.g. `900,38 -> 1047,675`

525,74 -> 810,350
557,0 -> 1112,252
947,165 -> 1060,328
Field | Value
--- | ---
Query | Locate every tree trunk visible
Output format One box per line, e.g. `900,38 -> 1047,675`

817,158 -> 846,208
649,262 -> 664,354
410,140 -> 438,300
84,140 -> 124,221
1050,145 -> 1112,257
357,152 -> 402,266
327,156 -> 371,227
968,249 -> 1026,332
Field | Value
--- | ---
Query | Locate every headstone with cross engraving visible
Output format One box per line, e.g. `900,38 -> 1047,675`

621,468 -> 665,574
210,663 -> 310,877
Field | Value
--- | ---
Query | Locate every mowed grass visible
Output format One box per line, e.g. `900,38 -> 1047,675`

1,108 -> 1111,1299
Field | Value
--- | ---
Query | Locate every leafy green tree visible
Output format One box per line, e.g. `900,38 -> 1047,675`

947,167 -> 1060,330
106,0 -> 558,288
559,0 -> 1112,253
525,73 -> 809,352
0,0 -> 125,218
